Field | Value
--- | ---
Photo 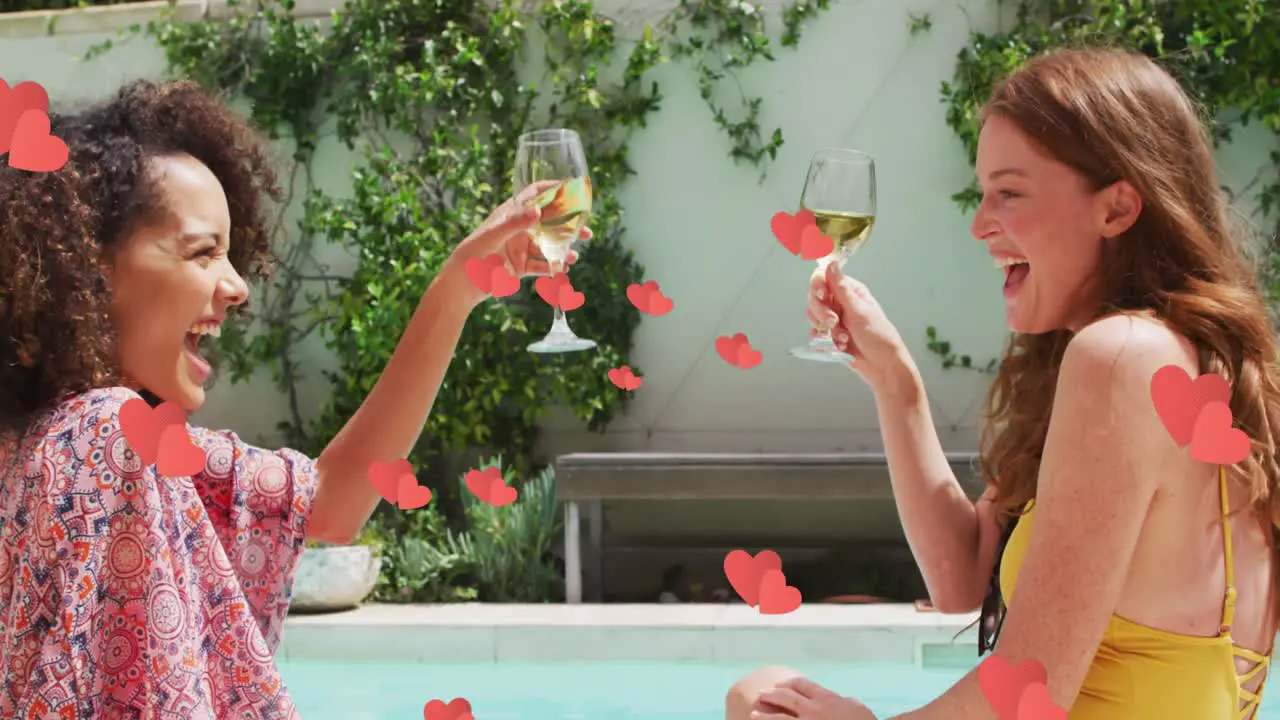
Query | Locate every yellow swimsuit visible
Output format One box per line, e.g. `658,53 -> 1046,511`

998,467 -> 1273,719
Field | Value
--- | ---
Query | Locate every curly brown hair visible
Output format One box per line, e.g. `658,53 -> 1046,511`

0,79 -> 284,434
979,48 -> 1280,549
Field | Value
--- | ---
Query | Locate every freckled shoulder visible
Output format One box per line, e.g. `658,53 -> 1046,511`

1056,312 -> 1199,447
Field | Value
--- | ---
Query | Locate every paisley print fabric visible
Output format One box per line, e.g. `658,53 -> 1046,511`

0,387 -> 319,719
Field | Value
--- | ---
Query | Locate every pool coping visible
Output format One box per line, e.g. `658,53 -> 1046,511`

279,603 -> 983,667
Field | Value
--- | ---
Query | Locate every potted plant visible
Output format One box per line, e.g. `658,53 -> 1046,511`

288,526 -> 384,614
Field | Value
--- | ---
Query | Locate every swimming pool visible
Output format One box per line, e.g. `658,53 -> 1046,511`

277,660 -> 972,719
279,658 -> 1280,719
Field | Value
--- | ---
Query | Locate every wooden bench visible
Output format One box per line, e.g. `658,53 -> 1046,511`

554,452 -> 985,603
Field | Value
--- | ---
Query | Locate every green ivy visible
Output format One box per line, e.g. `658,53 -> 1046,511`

82,0 -> 829,599
927,0 -> 1280,373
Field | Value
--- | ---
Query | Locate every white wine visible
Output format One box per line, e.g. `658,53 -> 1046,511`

804,207 -> 874,260
528,175 -> 592,264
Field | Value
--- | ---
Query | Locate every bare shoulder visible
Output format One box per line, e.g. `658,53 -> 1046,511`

1056,312 -> 1197,453
1062,312 -> 1198,389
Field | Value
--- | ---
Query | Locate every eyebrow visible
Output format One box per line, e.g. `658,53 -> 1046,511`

179,231 -> 222,244
985,168 -> 1028,181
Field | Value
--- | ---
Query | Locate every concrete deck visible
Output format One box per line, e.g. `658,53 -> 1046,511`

279,603 -> 982,667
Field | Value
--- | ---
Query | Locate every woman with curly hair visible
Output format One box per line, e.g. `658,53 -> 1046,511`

726,47 -> 1279,720
0,79 -> 576,719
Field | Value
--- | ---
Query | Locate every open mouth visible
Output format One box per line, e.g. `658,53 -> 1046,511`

995,256 -> 1031,296
184,320 -> 221,377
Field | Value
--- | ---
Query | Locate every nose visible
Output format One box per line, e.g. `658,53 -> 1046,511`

217,265 -> 250,308
970,198 -> 999,243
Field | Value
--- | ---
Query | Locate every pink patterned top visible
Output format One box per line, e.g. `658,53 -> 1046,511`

0,386 -> 320,719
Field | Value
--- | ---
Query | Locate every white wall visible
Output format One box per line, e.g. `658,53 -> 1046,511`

3,0 -> 1275,456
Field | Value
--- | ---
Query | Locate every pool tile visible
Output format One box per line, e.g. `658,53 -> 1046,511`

496,627 -> 715,661
281,625 -> 498,662
711,627 -> 918,663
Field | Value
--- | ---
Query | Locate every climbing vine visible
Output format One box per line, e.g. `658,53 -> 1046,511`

926,0 -> 1280,375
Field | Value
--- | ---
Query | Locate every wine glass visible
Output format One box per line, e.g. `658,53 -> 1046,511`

513,128 -> 597,353
790,148 -> 877,364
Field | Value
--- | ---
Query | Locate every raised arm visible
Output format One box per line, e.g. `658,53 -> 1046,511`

814,263 -> 1001,612
875,370 -> 1004,612
307,183 -> 562,544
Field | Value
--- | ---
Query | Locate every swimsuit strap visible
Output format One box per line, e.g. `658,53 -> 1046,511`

1220,464 -> 1237,635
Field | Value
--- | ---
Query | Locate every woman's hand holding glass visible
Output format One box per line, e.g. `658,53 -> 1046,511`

807,262 -> 920,400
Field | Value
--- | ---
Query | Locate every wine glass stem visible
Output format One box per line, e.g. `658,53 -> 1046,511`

549,306 -> 572,336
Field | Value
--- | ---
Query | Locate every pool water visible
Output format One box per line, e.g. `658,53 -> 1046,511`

278,660 -> 982,719
279,659 -> 1280,719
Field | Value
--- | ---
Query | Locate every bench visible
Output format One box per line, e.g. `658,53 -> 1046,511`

554,452 -> 985,603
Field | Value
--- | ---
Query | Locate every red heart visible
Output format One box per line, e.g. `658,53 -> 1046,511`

155,424 -> 207,478
367,459 -> 414,505
0,80 -> 49,155
625,283 -> 652,313
8,110 -> 68,173
977,655 -> 1048,720
463,255 -> 500,294
715,333 -> 748,367
534,273 -> 568,307
558,285 -> 585,311
465,466 -> 503,503
757,569 -> 802,614
118,397 -> 188,465
770,210 -> 815,256
1016,682 -> 1067,720
607,365 -> 643,391
798,224 -> 835,260
487,479 -> 518,507
489,265 -> 521,298
1189,401 -> 1250,465
722,549 -> 782,606
423,698 -> 473,720
1150,365 -> 1231,447
736,343 -> 763,370
647,290 -> 674,316
397,475 -> 433,510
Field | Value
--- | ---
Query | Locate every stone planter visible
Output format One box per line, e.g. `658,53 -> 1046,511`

289,545 -> 382,614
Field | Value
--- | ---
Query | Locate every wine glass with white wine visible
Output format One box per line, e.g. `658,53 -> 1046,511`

790,148 -> 876,364
513,128 -> 597,353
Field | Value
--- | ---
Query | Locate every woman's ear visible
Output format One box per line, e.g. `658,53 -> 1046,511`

1098,179 -> 1142,239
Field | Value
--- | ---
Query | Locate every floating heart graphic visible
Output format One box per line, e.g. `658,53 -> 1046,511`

368,459 -> 415,505
1016,682 -> 1067,720
723,549 -> 783,607
1189,401 -> 1250,465
489,265 -> 520,298
464,466 -> 503,502
534,273 -> 584,311
608,365 -> 642,391
977,655 -> 1048,720
757,569 -> 802,615
770,209 -> 815,256
423,698 -> 474,720
118,397 -> 189,465
626,281 -> 675,316
155,424 -> 207,478
464,466 -> 519,507
8,110 -> 67,172
396,475 -> 434,510
464,254 -> 503,294
0,79 -> 50,155
715,333 -> 762,370
488,482 -> 518,507
464,254 -> 519,297
1150,365 -> 1231,447
798,224 -> 834,260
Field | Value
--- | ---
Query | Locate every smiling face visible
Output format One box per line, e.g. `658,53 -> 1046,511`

106,153 -> 249,411
971,113 -> 1141,334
